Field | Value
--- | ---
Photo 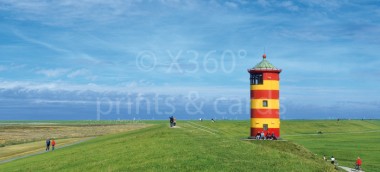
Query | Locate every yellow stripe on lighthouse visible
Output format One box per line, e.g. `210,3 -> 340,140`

250,118 -> 280,128
250,80 -> 279,90
251,99 -> 279,109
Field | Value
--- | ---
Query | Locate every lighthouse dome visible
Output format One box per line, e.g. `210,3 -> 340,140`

253,58 -> 278,69
250,54 -> 280,71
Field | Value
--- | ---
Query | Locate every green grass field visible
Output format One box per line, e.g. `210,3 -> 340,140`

0,121 -> 148,146
282,120 -> 380,171
0,120 -> 378,171
0,137 -> 89,161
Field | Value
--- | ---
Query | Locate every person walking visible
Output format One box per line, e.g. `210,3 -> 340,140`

169,116 -> 174,127
46,138 -> 51,151
173,117 -> 177,127
355,157 -> 362,170
51,139 -> 56,151
331,156 -> 335,165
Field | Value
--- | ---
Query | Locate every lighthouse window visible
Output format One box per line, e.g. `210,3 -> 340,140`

263,124 -> 268,131
250,74 -> 263,85
263,100 -> 268,107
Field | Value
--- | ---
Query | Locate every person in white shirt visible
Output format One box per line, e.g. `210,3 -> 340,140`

331,156 -> 335,165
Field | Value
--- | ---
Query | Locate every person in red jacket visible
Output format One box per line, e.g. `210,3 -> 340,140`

51,139 -> 56,151
355,157 -> 362,170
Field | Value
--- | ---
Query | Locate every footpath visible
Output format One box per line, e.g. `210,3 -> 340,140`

339,166 -> 364,172
0,137 -> 94,164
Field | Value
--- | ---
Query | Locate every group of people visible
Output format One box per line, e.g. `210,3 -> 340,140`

199,118 -> 216,122
45,138 -> 56,151
169,116 -> 176,127
255,131 -> 277,140
323,155 -> 362,170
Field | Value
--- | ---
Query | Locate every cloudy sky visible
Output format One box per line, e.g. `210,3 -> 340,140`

0,0 -> 379,120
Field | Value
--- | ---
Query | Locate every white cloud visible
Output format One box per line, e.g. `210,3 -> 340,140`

36,68 -> 70,77
13,30 -> 70,53
67,68 -> 97,80
256,0 -> 299,11
276,28 -> 330,41
32,99 -> 91,104
0,80 -> 246,98
0,0 -> 141,26
299,0 -> 342,10
225,1 -> 238,9
67,69 -> 89,78
280,1 -> 299,11
77,54 -> 102,64
257,0 -> 269,7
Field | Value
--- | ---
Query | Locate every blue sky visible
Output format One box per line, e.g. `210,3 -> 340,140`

0,0 -> 379,120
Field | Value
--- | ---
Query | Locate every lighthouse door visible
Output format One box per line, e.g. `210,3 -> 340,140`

263,124 -> 268,131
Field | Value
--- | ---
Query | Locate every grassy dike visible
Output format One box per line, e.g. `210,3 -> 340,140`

282,120 -> 380,171
0,120 -> 335,172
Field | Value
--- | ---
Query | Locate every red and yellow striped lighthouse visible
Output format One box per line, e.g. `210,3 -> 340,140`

248,54 -> 282,138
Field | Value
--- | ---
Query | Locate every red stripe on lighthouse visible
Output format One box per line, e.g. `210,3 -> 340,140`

251,109 -> 279,118
251,90 -> 279,99
263,73 -> 279,80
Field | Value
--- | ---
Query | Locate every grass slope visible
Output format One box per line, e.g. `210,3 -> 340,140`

282,120 -> 380,171
0,138 -> 89,161
0,121 -> 148,147
0,121 -> 333,172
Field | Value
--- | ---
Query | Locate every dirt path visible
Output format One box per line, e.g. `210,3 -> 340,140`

283,130 -> 380,137
183,122 -> 219,135
0,137 -> 94,164
339,165 -> 364,172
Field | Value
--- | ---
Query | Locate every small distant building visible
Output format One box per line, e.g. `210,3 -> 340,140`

248,54 -> 282,138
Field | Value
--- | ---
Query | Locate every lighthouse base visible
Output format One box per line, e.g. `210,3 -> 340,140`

250,128 -> 280,138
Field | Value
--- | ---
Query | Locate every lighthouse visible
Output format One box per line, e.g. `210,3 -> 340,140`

248,54 -> 282,138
